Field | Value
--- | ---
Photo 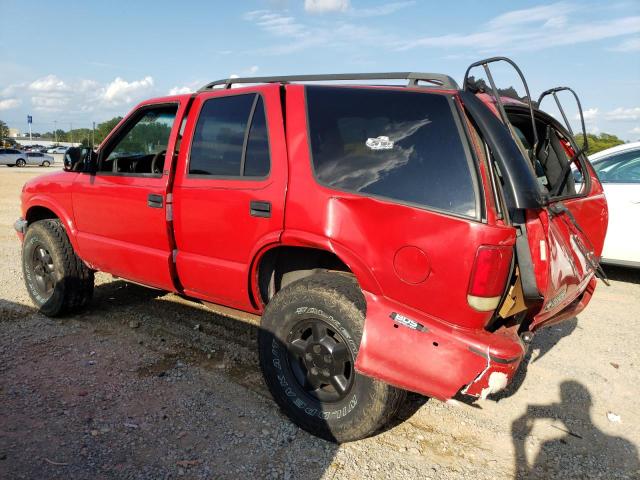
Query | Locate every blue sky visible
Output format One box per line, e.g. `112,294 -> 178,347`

1,0 -> 639,139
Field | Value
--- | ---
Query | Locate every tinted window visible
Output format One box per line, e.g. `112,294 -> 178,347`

594,149 -> 640,184
243,96 -> 270,177
189,94 -> 255,176
306,86 -> 477,217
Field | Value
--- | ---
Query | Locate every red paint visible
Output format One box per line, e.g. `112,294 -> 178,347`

468,245 -> 513,298
18,81 -> 607,401
172,85 -> 288,312
393,246 -> 430,284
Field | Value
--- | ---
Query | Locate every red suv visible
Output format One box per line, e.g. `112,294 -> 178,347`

16,57 -> 608,442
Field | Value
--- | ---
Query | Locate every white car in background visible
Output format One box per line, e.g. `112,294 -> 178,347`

588,142 -> 640,268
47,146 -> 68,154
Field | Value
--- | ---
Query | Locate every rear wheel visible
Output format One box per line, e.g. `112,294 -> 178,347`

16,158 -> 26,167
22,219 -> 94,316
259,272 -> 405,443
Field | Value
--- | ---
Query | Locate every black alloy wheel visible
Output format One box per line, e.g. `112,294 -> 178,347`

286,318 -> 355,403
29,244 -> 56,300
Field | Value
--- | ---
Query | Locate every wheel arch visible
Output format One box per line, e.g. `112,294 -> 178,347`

24,198 -> 81,254
250,231 -> 382,310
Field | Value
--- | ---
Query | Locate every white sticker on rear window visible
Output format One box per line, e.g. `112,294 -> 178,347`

365,136 -> 394,151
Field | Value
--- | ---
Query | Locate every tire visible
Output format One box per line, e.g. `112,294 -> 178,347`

16,158 -> 26,167
42,160 -> 50,167
259,272 -> 405,443
22,219 -> 94,317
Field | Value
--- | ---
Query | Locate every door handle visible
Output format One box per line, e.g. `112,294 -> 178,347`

148,193 -> 163,208
250,200 -> 271,218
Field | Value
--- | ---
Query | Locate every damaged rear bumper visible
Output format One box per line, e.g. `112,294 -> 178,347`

355,291 -> 525,400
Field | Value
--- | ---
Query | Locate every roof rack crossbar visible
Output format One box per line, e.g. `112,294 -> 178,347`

198,72 -> 459,92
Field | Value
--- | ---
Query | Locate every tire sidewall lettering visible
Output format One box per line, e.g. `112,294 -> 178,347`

271,305 -> 360,421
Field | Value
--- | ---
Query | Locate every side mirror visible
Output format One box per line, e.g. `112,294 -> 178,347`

63,147 -> 83,171
63,147 -> 97,173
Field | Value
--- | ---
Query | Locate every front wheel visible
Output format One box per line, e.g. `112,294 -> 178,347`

22,219 -> 94,316
16,158 -> 26,167
259,272 -> 405,443
42,160 -> 50,167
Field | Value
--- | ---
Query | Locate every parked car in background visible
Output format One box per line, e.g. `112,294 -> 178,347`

0,148 -> 27,167
47,146 -> 68,154
589,142 -> 640,267
25,151 -> 54,167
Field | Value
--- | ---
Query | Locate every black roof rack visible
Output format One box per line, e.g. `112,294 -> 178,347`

198,72 -> 459,92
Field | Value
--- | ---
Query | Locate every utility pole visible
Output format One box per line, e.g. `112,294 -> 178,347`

70,123 -> 73,144
54,120 -> 57,143
92,122 -> 96,149
28,115 -> 32,141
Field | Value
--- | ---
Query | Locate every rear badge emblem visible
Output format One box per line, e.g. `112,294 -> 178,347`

390,312 -> 428,332
366,136 -> 394,151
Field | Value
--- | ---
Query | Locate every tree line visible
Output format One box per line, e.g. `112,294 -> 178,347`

0,117 -> 122,148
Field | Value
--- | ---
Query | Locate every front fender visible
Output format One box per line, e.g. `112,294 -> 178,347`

23,195 -> 82,256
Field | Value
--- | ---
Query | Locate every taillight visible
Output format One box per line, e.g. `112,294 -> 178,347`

467,245 -> 513,311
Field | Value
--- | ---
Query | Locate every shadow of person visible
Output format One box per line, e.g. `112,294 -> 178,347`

512,380 -> 639,479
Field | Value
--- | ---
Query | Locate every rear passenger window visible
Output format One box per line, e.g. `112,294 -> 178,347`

189,93 -> 270,177
244,97 -> 270,177
306,86 -> 478,218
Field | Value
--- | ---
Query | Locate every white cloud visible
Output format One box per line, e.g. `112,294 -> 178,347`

29,74 -> 70,92
629,126 -> 640,135
582,108 -> 599,121
542,16 -> 568,29
349,1 -> 415,17
248,65 -> 259,75
0,98 -> 21,110
605,107 -> 640,121
244,10 -> 307,38
304,0 -> 349,14
78,79 -> 100,92
101,76 -> 154,105
31,96 -> 70,110
488,2 -> 574,28
244,9 -> 397,55
168,86 -> 194,95
610,37 -> 640,52
397,3 -> 640,53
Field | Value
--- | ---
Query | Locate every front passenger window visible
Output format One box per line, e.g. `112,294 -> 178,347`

99,105 -> 177,175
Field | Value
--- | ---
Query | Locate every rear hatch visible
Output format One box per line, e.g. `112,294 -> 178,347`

461,57 -> 608,330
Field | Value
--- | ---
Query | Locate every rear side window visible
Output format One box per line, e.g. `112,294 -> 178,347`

306,86 -> 477,218
189,93 -> 270,177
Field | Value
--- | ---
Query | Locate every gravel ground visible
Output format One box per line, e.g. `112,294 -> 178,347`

0,166 -> 638,479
